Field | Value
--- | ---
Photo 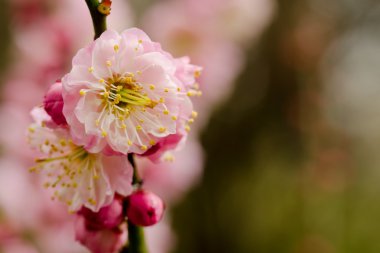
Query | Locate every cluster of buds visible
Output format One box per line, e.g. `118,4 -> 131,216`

28,28 -> 201,252
75,191 -> 164,252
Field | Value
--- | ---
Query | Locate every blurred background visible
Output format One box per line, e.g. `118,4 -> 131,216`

1,0 -> 380,252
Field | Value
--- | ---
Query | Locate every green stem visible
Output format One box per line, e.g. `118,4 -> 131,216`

127,220 -> 148,253
128,153 -> 143,186
120,154 -> 147,253
85,0 -> 107,39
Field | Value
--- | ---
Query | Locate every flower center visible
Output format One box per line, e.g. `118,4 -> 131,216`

101,73 -> 157,118
107,74 -> 156,107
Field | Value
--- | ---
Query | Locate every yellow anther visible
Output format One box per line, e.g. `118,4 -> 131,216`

99,78 -> 105,83
66,200 -> 73,206
136,125 -> 142,131
194,70 -> 201,78
28,126 -> 35,133
177,87 -> 181,92
93,175 -> 99,180
185,125 -> 191,132
79,89 -> 86,96
188,118 -> 194,124
101,129 -> 107,137
72,182 -> 78,188
59,139 -> 67,146
139,119 -> 144,123
43,182 -> 50,188
114,44 -> 119,52
164,88 -> 169,93
197,91 -> 203,96
88,198 -> 96,205
140,145 -> 147,151
88,66 -> 94,73
149,84 -> 155,90
149,140 -> 156,145
121,123 -> 127,129
159,127 -> 166,133
164,153 -> 175,162
171,115 -> 177,121
159,97 -> 165,103
103,91 -> 109,98
127,140 -> 132,146
117,85 -> 123,91
187,91 -> 194,97
163,110 -> 169,115
95,119 -> 100,126
106,60 -> 112,67
191,111 -> 198,118
138,39 -> 143,44
137,70 -> 142,75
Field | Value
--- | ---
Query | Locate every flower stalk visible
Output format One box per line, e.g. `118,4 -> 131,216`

84,0 -> 108,39
123,154 -> 148,253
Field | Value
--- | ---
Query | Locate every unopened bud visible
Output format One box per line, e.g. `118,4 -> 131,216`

125,190 -> 164,226
43,81 -> 67,126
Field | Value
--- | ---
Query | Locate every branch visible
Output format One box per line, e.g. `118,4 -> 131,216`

84,0 -> 109,39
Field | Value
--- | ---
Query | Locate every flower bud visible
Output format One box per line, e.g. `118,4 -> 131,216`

74,215 -> 124,253
43,81 -> 67,126
79,198 -> 124,230
126,190 -> 165,226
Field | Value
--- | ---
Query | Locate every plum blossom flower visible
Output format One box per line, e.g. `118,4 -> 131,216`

62,28 -> 200,155
27,107 -> 133,212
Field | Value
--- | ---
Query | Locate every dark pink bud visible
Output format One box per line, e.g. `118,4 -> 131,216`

79,198 -> 124,230
126,190 -> 165,226
74,215 -> 124,253
43,81 -> 67,125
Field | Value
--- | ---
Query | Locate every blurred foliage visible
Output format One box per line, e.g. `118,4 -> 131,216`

171,0 -> 380,253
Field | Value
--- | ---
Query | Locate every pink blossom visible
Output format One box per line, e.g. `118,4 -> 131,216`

126,190 -> 165,226
62,28 -> 200,155
79,198 -> 124,230
27,107 -> 133,212
74,215 -> 125,253
43,81 -> 67,126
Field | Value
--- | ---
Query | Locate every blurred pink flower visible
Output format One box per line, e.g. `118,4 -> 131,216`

183,0 -> 275,45
142,1 -> 243,128
28,107 -> 133,212
145,217 -> 175,253
62,28 -> 200,155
